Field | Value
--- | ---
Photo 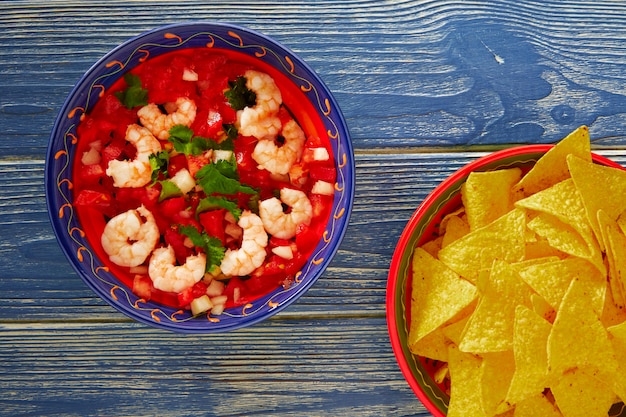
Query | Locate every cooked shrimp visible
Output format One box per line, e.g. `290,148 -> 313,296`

237,70 -> 282,139
101,205 -> 159,268
220,210 -> 269,277
259,188 -> 312,239
252,119 -> 306,175
105,124 -> 162,188
137,97 -> 197,140
148,245 -> 207,293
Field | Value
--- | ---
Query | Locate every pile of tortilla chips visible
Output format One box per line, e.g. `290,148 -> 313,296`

408,126 -> 626,417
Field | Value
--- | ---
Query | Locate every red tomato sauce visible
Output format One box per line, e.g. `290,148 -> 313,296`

72,47 -> 335,311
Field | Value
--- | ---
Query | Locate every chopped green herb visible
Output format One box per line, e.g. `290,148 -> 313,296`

223,124 -> 239,142
158,180 -> 182,202
114,73 -> 149,109
195,160 -> 257,196
197,195 -> 242,221
225,76 -> 256,110
149,151 -> 170,182
168,125 -> 233,155
178,225 -> 225,272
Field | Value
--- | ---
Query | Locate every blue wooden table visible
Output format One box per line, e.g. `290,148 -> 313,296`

3,1 -> 626,416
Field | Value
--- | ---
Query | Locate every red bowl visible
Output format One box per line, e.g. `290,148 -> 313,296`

386,144 -> 623,416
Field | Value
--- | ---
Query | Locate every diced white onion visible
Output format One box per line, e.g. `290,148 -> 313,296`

170,168 -> 196,194
190,295 -> 213,316
311,180 -> 335,196
272,245 -> 294,260
182,68 -> 199,81
312,147 -> 330,161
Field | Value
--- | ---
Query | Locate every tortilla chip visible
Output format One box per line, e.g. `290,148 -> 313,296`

568,153 -> 626,251
441,214 -> 470,248
408,247 -> 477,351
607,321 -> 626,403
515,179 -> 603,274
547,279 -> 617,378
505,305 -> 552,407
598,209 -> 626,309
462,168 -> 522,231
480,350 -> 515,416
514,393 -> 563,417
514,125 -> 590,196
459,259 -> 533,353
516,257 -> 605,315
551,367 -> 615,417
447,345 -> 486,417
438,208 -> 526,283
526,213 -> 600,271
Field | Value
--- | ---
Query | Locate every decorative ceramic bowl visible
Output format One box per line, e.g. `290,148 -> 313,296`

45,22 -> 354,333
385,145 -> 623,416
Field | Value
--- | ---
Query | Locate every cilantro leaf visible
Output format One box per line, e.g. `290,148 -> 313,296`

149,151 -> 170,182
114,73 -> 149,109
168,125 -> 232,155
197,196 -> 242,221
178,225 -> 225,272
224,76 -> 256,110
195,161 -> 257,196
158,180 -> 182,202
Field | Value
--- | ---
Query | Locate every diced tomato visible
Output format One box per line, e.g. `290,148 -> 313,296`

244,273 -> 285,298
288,162 -> 309,187
113,187 -> 160,213
74,189 -> 112,212
309,165 -> 336,183
309,193 -> 333,220
168,154 -> 188,177
234,135 -> 258,172
269,236 -> 293,248
295,223 -> 321,254
198,209 -> 226,245
223,276 -> 247,306
191,106 -> 223,138
186,153 -> 210,178
158,196 -> 187,219
77,116 -> 116,145
164,227 -> 193,265
101,137 -> 126,165
177,281 -> 209,308
78,163 -> 106,185
133,275 -> 154,301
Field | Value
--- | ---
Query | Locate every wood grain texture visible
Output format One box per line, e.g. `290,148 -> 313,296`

4,0 -> 626,416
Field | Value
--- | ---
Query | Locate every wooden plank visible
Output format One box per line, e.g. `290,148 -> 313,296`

4,1 -> 626,158
0,318 -> 430,417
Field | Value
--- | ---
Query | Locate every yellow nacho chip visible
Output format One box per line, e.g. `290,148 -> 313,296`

505,305 -> 552,407
447,345 -> 486,417
551,367 -> 615,417
526,213 -> 598,268
598,209 -> 626,309
459,259 -> 533,353
516,257 -> 605,314
441,214 -> 470,248
514,125 -> 590,196
513,393 -> 563,417
480,350 -> 515,416
438,208 -> 526,283
408,247 -> 477,352
607,321 -> 626,402
568,153 -> 626,251
462,168 -> 522,231
515,178 -> 603,274
547,278 -> 617,379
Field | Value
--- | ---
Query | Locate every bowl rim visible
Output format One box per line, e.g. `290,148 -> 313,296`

385,144 -> 624,415
45,21 -> 355,333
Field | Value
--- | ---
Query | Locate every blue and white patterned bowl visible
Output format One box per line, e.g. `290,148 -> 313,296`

45,22 -> 354,333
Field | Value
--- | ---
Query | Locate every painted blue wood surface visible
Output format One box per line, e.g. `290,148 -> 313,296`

3,1 -> 626,416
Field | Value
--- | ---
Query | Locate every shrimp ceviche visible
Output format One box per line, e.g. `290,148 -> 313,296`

72,48 -> 336,316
